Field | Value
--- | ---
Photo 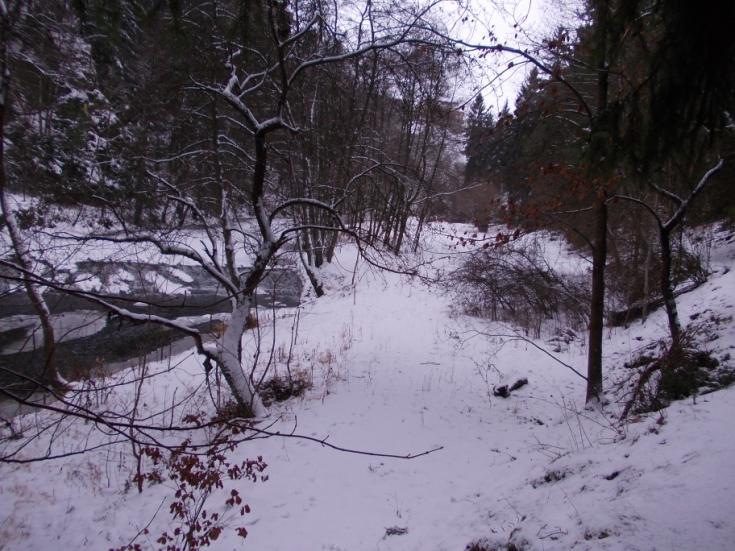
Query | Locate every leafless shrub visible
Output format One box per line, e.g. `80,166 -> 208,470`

449,240 -> 589,337
465,537 -> 529,551
259,371 -> 312,406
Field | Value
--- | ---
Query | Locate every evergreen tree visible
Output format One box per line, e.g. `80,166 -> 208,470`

464,94 -> 493,183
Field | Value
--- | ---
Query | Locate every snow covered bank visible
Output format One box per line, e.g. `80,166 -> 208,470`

1,223 -> 734,550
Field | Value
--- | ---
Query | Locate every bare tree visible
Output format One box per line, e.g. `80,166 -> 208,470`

1,0 -> 449,416
615,158 -> 726,346
0,0 -> 65,389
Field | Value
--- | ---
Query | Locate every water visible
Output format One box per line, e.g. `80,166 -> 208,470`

0,264 -> 302,413
0,310 -> 108,355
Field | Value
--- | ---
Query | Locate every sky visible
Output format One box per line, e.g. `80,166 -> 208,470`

334,0 -> 581,117
443,0 -> 583,114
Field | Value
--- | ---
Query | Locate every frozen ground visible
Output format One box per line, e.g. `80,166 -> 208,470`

1,222 -> 734,550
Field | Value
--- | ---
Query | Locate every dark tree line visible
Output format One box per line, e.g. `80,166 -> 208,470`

3,0 -> 463,255
460,0 -> 735,402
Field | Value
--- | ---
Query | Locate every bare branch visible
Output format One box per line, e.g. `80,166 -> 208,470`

611,194 -> 663,226
459,329 -> 588,381
662,158 -> 725,231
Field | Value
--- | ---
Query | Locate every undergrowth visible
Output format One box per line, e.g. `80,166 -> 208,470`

618,326 -> 733,418
259,371 -> 312,406
114,414 -> 268,551
449,238 -> 588,338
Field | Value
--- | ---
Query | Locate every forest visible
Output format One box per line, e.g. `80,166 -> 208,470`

1,1 -> 734,550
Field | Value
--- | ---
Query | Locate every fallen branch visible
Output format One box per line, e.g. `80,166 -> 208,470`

459,329 -> 587,381
1,374 -> 442,463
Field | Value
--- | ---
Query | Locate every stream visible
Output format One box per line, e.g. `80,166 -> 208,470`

0,262 -> 302,416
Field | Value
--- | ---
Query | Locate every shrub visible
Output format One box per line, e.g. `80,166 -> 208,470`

449,238 -> 588,337
619,332 -> 730,418
116,418 -> 268,551
259,371 -> 311,406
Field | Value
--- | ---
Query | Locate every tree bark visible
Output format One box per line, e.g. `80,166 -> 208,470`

297,234 -> 325,297
0,8 -> 65,388
585,0 -> 610,404
658,226 -> 682,346
216,298 -> 266,417
586,196 -> 607,403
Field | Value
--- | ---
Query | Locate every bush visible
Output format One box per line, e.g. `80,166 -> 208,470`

259,371 -> 311,406
449,238 -> 588,337
117,419 -> 268,551
619,334 -> 729,418
465,538 -> 528,551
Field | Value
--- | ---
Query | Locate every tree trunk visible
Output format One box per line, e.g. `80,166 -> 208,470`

659,226 -> 682,345
586,196 -> 607,403
585,0 -> 610,404
325,230 -> 339,263
642,240 -> 652,319
393,206 -> 408,252
216,299 -> 266,417
297,234 -> 325,297
412,202 -> 429,252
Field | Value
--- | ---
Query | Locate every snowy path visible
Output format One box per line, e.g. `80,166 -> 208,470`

235,250 -> 595,550
237,234 -> 735,551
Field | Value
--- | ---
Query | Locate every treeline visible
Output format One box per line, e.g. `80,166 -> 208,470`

458,0 -> 735,402
4,0 -> 464,263
464,2 -> 735,315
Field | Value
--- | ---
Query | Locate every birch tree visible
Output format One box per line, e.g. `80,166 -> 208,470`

0,0 -> 68,389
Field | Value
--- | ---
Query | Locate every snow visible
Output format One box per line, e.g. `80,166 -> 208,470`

1,222 -> 734,550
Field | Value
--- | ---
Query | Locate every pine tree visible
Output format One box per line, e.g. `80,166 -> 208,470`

464,94 -> 493,183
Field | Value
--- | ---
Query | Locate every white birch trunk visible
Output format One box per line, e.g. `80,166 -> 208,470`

216,299 -> 266,417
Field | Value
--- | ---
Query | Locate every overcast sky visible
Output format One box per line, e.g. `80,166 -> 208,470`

444,0 -> 582,114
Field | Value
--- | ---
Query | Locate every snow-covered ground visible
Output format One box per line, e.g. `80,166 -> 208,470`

1,222 -> 734,550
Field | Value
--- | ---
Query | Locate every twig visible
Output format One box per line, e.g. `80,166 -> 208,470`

248,424 -> 444,460
460,329 -> 587,381
125,496 -> 167,548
